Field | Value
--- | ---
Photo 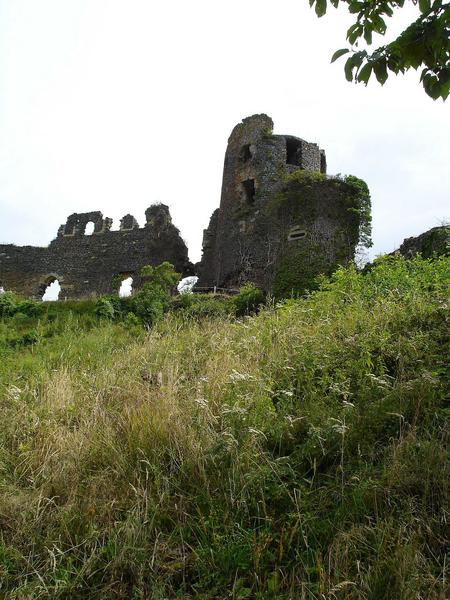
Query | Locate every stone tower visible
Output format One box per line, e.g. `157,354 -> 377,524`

197,114 -> 369,295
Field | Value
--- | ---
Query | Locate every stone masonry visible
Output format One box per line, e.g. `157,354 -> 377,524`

197,114 -> 365,294
394,226 -> 449,259
0,114 -> 371,300
0,204 -> 192,299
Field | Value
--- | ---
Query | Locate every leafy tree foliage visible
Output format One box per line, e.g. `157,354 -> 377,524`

140,261 -> 180,290
234,283 -> 266,316
310,0 -> 450,100
131,262 -> 181,326
94,297 -> 115,320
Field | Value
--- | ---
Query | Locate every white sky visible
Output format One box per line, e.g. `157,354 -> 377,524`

0,0 -> 449,266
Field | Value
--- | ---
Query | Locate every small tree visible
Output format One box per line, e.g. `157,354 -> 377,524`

132,262 -> 181,326
234,283 -> 266,316
140,261 -> 180,291
94,297 -> 115,320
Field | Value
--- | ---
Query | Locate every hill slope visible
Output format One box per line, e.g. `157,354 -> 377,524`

0,255 -> 448,599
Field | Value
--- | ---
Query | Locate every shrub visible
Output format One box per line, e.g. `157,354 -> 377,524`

171,292 -> 194,310
8,329 -> 40,347
0,293 -> 44,318
103,294 -> 125,317
131,286 -> 166,326
0,292 -> 18,316
123,312 -> 141,327
94,297 -> 115,319
16,300 -> 44,317
234,283 -> 265,316
130,262 -> 181,326
172,293 -> 235,319
140,261 -> 180,290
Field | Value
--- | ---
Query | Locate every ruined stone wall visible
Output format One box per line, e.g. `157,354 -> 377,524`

0,204 -> 192,299
197,114 -> 365,295
1,114 -> 370,300
395,226 -> 449,259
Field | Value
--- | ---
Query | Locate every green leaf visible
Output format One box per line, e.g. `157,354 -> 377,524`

419,0 -> 431,12
373,60 -> 388,84
352,51 -> 367,68
330,0 -> 339,7
357,62 -> 373,84
315,0 -> 327,17
331,48 -> 350,63
425,81 -> 443,100
344,56 -> 356,81
372,15 -> 387,34
347,23 -> 363,44
364,26 -> 373,45
441,81 -> 450,101
348,1 -> 364,14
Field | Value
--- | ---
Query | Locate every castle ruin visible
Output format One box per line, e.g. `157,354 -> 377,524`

0,114 -> 370,299
0,204 -> 192,299
197,114 -> 369,296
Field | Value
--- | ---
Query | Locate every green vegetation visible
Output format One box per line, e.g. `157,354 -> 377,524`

95,262 -> 181,326
270,172 -> 372,298
309,0 -> 450,100
0,255 -> 448,598
343,174 -> 372,250
233,283 -> 266,317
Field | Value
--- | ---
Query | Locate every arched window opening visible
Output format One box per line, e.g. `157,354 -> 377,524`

119,276 -> 133,298
42,279 -> 61,301
84,221 -> 95,235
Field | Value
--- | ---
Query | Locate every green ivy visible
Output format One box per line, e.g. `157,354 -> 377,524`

343,174 -> 373,250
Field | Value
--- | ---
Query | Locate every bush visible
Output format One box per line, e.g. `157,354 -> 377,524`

131,286 -> 166,326
129,261 -> 181,326
94,297 -> 115,319
16,300 -> 44,317
171,292 -> 194,311
8,329 -> 40,347
0,292 -> 18,317
234,283 -> 265,316
0,293 -> 44,318
123,312 -> 141,327
172,293 -> 235,320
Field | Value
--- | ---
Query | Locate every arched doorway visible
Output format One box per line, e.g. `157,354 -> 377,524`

39,275 -> 62,301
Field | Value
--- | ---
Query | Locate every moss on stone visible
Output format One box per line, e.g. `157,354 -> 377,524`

268,171 -> 372,298
420,226 -> 449,257
272,249 -> 322,299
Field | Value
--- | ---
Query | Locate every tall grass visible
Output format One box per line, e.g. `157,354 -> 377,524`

0,255 -> 448,598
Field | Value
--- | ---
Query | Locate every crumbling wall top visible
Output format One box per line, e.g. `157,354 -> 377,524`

120,214 -> 139,231
228,114 -> 274,144
145,204 -> 173,230
60,211 -> 106,237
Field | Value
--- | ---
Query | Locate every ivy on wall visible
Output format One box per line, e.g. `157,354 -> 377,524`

343,174 -> 373,250
268,171 -> 372,298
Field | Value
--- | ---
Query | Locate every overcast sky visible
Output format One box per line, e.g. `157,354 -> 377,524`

0,0 -> 448,266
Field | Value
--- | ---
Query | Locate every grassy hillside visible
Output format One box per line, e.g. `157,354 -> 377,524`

0,255 -> 448,599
